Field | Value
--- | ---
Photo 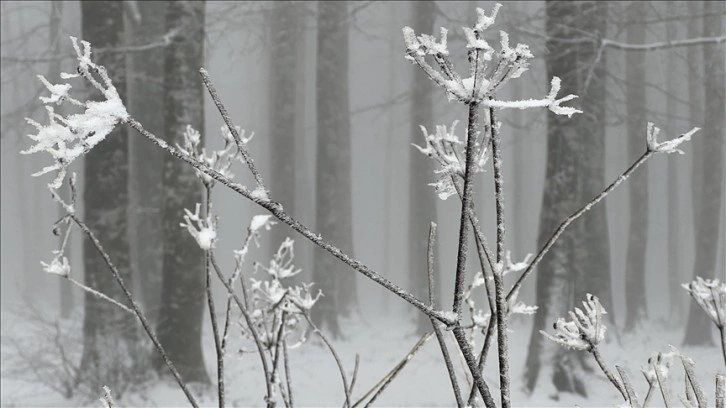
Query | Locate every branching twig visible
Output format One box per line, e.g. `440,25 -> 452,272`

301,313 -> 351,408
616,365 -> 641,408
67,214 -> 199,408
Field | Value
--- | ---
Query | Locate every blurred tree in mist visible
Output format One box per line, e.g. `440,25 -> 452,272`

313,0 -> 356,337
624,1 -> 649,332
267,1 -> 304,278
408,0 -> 441,335
683,0 -> 724,346
79,0 -> 138,385
525,0 -> 613,396
127,0 -> 167,326
153,0 -> 209,383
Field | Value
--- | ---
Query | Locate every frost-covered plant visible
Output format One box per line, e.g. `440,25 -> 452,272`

541,294 -> 606,351
180,203 -> 218,250
682,277 -> 726,366
21,37 -> 129,189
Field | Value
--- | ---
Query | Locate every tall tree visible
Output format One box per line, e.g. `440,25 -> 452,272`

154,0 -> 209,383
524,0 -> 587,396
665,1 -> 685,324
573,0 -> 613,322
408,0 -> 440,334
623,1 -> 648,331
127,0 -> 167,325
49,1 -> 74,319
268,1 -> 302,266
683,0 -> 724,345
79,0 -> 137,387
313,0 -> 356,337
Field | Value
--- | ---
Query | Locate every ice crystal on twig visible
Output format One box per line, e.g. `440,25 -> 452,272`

541,294 -> 606,351
682,277 -> 725,328
22,37 -> 128,189
180,203 -> 217,250
646,122 -> 700,155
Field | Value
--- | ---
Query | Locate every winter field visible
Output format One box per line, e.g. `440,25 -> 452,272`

3,309 -> 723,407
1,1 -> 724,407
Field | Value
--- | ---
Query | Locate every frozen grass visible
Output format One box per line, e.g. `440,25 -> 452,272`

2,307 -> 722,407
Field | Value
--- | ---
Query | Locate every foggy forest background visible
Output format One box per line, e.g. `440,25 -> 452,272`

0,0 -> 724,406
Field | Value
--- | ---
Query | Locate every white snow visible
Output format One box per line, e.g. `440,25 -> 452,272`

180,203 -> 217,250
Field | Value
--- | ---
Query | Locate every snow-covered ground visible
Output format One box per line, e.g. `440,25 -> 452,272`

1,307 -> 723,407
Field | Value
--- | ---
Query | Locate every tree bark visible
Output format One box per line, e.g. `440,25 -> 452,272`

683,0 -> 724,346
524,0 -> 587,396
408,0 -> 440,335
623,1 -> 649,332
154,0 -> 209,383
80,0 -> 137,388
268,1 -> 303,273
127,0 -> 167,325
312,0 -> 356,337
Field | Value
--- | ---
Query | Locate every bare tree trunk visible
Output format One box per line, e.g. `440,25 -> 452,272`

313,0 -> 356,337
623,1 -> 648,332
574,0 -> 613,324
154,0 -> 209,383
409,0 -> 440,335
268,2 -> 303,269
80,0 -> 137,387
683,0 -> 724,346
48,1 -> 74,319
524,0 -> 586,396
665,1 -> 685,325
127,0 -> 167,325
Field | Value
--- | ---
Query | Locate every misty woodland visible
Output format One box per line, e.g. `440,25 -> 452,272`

1,1 -> 725,407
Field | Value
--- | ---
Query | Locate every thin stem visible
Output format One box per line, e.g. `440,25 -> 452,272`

362,332 -> 434,408
490,107 -> 510,408
204,188 -> 225,408
591,347 -> 627,401
68,214 -> 199,408
64,277 -> 133,315
720,326 -> 726,368
301,313 -> 351,408
452,102 -> 480,316
507,150 -> 654,302
616,365 -> 640,408
126,118 -> 453,326
348,354 -> 360,400
716,374 -> 725,408
426,222 -> 464,407
283,340 -> 294,408
653,362 -> 672,408
452,326 -> 497,408
679,354 -> 707,408
199,68 -> 267,193
209,253 -> 274,408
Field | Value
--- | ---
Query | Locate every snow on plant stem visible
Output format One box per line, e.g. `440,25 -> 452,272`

22,37 -> 128,189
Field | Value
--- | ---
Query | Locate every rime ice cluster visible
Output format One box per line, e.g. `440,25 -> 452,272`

541,294 -> 607,351
22,37 -> 128,189
682,277 -> 726,329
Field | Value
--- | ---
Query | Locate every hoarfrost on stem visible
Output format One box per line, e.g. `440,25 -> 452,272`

180,203 -> 218,250
21,37 -> 128,189
541,294 -> 607,351
682,277 -> 726,328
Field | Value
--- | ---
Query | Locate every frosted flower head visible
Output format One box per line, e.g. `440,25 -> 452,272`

541,294 -> 607,351
682,277 -> 725,328
178,125 -> 237,187
646,122 -> 699,155
22,38 -> 128,189
258,238 -> 301,281
641,350 -> 677,385
41,255 -> 71,277
180,203 -> 217,250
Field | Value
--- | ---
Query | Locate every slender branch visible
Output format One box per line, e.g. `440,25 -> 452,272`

348,354 -> 360,401
126,118 -> 454,326
301,313 -> 351,408
67,214 -> 199,408
361,332 -> 434,408
209,253 -> 274,408
591,347 -> 627,401
507,150 -> 654,302
452,102 -> 480,316
199,68 -> 268,193
716,374 -> 725,408
204,188 -> 225,408
680,355 -> 707,408
653,361 -> 672,408
426,222 -> 464,407
602,35 -> 726,51
490,107 -> 510,408
64,277 -> 133,315
616,365 -> 641,408
283,340 -> 294,408
452,326 -> 497,408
